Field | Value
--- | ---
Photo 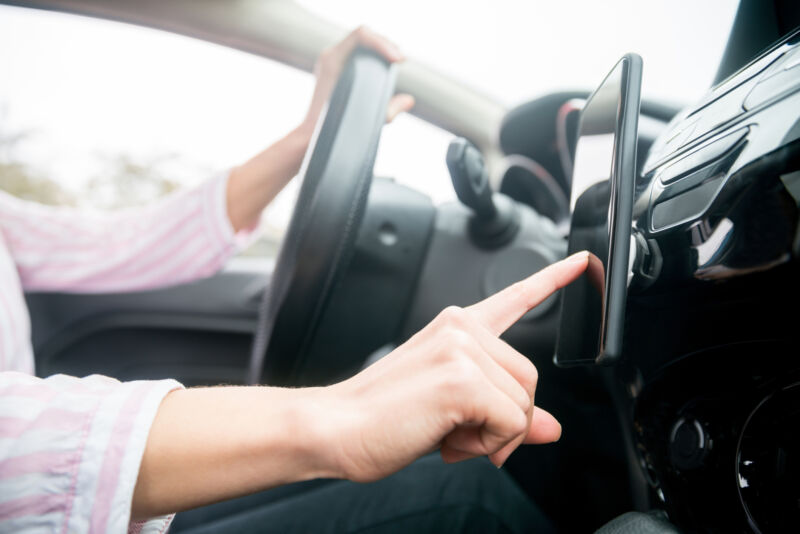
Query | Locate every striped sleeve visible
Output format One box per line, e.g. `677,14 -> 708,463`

0,372 -> 182,533
0,172 -> 255,293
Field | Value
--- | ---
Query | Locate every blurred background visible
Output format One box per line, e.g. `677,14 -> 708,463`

0,0 -> 738,258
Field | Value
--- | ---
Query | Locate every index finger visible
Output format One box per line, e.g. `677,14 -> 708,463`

467,251 -> 589,336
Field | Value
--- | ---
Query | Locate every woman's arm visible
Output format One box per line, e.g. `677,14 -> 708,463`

0,177 -> 239,293
131,252 -> 588,520
225,26 -> 413,232
0,28 -> 411,295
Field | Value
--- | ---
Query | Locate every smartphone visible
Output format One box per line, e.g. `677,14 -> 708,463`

554,53 -> 642,366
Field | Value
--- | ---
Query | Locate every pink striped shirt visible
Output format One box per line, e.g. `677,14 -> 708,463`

0,173 -> 250,533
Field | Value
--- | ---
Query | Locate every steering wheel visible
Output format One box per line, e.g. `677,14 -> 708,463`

248,49 -> 397,385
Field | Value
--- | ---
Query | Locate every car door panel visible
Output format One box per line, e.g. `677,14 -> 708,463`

27,269 -> 266,386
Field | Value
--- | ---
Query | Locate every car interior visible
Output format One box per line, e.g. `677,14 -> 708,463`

5,0 -> 800,532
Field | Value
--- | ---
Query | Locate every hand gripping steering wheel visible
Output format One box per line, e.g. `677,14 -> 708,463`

248,49 -> 396,385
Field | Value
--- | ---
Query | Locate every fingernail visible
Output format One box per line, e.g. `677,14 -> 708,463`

566,250 -> 589,264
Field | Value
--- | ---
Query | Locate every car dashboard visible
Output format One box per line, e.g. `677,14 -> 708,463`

611,30 -> 800,533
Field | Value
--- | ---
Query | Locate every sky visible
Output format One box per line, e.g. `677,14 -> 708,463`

0,1 -> 739,227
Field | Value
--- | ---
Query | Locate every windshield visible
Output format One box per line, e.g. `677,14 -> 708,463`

0,2 -> 740,259
298,0 -> 739,107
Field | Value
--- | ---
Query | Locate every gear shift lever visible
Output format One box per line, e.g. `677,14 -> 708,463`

446,137 -> 520,248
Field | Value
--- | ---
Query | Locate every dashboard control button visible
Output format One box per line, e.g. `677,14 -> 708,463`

658,128 -> 748,185
687,49 -> 787,118
651,175 -> 725,231
744,61 -> 800,110
669,417 -> 710,471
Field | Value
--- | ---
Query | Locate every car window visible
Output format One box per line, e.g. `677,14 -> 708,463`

0,5 -> 456,260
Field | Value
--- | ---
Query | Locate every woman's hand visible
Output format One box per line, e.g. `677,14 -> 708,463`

300,26 -> 415,136
132,252 -> 588,520
315,251 -> 589,482
226,26 -> 413,233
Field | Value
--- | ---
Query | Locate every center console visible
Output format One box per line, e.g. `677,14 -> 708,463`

557,30 -> 800,533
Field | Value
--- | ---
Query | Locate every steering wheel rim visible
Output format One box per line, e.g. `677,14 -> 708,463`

248,49 -> 396,385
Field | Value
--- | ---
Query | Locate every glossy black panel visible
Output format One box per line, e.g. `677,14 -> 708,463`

737,382 -> 800,533
643,29 -> 800,175
620,29 -> 800,534
633,96 -> 800,287
633,342 -> 800,534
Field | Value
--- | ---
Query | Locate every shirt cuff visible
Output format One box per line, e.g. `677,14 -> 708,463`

128,514 -> 174,534
73,376 -> 184,533
203,171 -> 262,255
